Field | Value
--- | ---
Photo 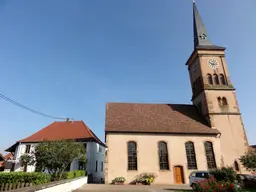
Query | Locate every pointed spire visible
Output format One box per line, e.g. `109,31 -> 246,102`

193,2 -> 212,49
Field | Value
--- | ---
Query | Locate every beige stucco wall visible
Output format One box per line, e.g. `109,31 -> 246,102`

210,115 -> 248,173
187,49 -> 249,174
105,133 -> 222,185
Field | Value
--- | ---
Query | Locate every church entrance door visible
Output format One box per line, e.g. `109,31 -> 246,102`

174,166 -> 184,184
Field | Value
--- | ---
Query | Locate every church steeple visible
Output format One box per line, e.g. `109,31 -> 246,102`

193,2 -> 212,49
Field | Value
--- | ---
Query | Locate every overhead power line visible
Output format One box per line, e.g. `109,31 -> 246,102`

0,92 -> 68,120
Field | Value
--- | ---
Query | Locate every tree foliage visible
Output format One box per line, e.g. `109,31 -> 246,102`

19,154 -> 35,171
34,140 -> 86,180
239,148 -> 256,172
209,167 -> 236,183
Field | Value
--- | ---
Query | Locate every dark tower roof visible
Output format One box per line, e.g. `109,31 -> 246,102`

193,2 -> 225,50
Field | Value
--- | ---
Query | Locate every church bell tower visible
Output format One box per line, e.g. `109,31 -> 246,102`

186,2 -> 249,172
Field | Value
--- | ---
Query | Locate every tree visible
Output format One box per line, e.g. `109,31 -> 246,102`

239,148 -> 256,172
78,154 -> 87,170
20,153 -> 35,172
34,140 -> 86,180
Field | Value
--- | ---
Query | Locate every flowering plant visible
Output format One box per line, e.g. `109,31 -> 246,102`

193,177 -> 242,192
135,173 -> 157,185
113,177 -> 126,183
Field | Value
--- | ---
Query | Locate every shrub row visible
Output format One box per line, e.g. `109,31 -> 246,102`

210,167 -> 236,183
0,172 -> 51,185
61,170 -> 86,180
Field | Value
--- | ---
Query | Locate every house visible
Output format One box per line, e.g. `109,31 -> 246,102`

0,153 -> 14,172
5,120 -> 106,181
0,154 -> 4,171
104,2 -> 249,185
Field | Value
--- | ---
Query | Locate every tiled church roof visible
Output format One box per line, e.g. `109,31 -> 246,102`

105,103 -> 220,135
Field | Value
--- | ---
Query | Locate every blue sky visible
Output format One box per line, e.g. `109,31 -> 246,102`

0,0 -> 255,154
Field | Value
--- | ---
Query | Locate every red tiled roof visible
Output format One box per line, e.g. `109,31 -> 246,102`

19,121 -> 105,146
105,103 -> 220,135
0,153 -> 13,167
4,153 -> 13,160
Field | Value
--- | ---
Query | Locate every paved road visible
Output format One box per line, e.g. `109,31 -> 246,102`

74,184 -> 192,192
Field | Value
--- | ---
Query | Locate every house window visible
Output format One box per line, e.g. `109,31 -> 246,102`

158,141 -> 169,170
95,161 -> 98,172
234,161 -> 239,171
99,147 -> 102,153
219,74 -> 226,85
101,161 -> 103,172
185,141 -> 197,170
207,74 -> 213,85
25,145 -> 31,153
127,141 -> 137,170
213,74 -> 219,85
204,141 -> 216,169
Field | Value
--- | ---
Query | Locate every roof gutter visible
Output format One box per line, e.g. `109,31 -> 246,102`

105,131 -> 220,136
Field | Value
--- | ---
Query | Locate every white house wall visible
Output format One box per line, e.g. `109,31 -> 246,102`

11,141 -> 106,180
13,143 -> 36,172
86,142 -> 105,180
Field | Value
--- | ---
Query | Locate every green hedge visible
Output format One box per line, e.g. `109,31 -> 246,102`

0,172 -> 51,185
61,170 -> 86,180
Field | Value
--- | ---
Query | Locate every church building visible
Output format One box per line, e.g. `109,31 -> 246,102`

104,2 -> 249,185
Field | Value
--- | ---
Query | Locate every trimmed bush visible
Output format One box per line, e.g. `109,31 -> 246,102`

61,170 -> 86,180
0,172 -> 51,185
210,167 -> 237,183
61,171 -> 75,180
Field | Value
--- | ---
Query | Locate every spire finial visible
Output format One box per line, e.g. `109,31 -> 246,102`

193,2 -> 212,49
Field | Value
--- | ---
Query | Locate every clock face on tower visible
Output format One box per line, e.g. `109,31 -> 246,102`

208,58 -> 219,69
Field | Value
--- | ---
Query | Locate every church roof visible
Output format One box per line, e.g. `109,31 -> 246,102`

105,103 -> 220,135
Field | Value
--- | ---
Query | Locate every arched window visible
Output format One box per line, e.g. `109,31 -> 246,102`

219,74 -> 226,85
234,161 -> 240,171
185,141 -> 197,169
207,74 -> 213,85
213,74 -> 219,85
217,97 -> 222,105
127,141 -> 137,170
158,141 -> 169,170
222,97 -> 228,105
204,141 -> 216,169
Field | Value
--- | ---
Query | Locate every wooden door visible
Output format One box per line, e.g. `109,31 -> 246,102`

174,166 -> 184,184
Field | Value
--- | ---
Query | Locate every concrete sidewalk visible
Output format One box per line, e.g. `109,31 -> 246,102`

74,184 -> 192,192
